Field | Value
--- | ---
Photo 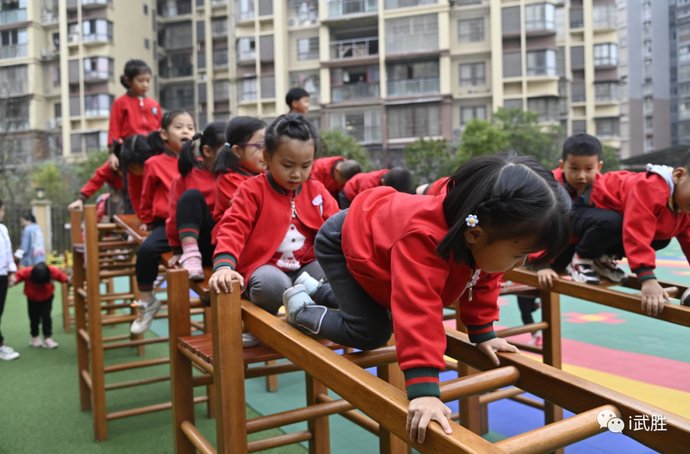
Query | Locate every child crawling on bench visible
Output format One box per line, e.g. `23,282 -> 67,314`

283,153 -> 572,443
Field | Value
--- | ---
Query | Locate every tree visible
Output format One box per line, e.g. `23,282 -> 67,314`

403,138 -> 456,186
456,119 -> 509,165
31,161 -> 78,206
601,144 -> 620,173
320,130 -> 373,171
492,108 -> 564,168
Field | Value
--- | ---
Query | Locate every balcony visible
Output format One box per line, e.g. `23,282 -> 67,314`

82,0 -> 110,7
571,81 -> 585,102
159,63 -> 193,78
0,8 -> 27,23
328,0 -> 377,18
0,44 -> 27,59
594,83 -> 619,103
213,49 -> 229,67
330,37 -> 378,60
84,70 -> 111,82
331,82 -> 379,102
385,0 -> 435,9
570,8 -> 583,29
592,6 -> 616,30
288,0 -> 318,27
159,0 -> 192,17
387,77 -> 439,97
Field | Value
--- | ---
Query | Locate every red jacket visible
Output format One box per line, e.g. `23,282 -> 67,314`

79,161 -> 123,200
343,169 -> 389,203
15,266 -> 69,301
311,156 -> 344,197
212,167 -> 259,223
590,168 -> 690,281
107,93 -> 162,145
213,173 -> 339,281
166,167 -> 216,248
127,173 -> 143,216
342,187 -> 502,399
139,152 -> 179,225
424,177 -> 450,195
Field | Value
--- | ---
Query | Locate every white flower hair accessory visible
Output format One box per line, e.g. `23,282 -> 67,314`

465,214 -> 479,228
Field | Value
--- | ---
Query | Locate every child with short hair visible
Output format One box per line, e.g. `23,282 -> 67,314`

13,262 -> 68,349
310,156 -> 361,200
284,153 -> 571,443
118,134 -> 155,216
209,113 -> 339,347
16,213 -> 46,267
339,167 -> 413,208
0,200 -> 18,361
285,87 -> 311,114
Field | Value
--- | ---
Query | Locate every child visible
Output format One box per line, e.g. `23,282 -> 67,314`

286,87 -> 311,114
310,156 -> 362,200
283,153 -> 571,443
16,213 -> 46,267
416,176 -> 450,196
118,134 -> 155,216
107,59 -> 162,171
67,158 -> 124,212
0,200 -> 19,361
339,167 -> 413,208
13,262 -> 68,349
166,121 -> 225,279
212,116 -> 267,224
130,111 -> 195,335
209,114 -> 339,346
585,151 -> 690,316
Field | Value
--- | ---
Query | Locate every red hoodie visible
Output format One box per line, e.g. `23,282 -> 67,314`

213,173 -> 339,281
342,186 -> 502,399
138,152 -> 179,225
590,168 -> 690,281
212,167 -> 259,223
15,266 -> 69,301
311,156 -> 344,197
79,161 -> 123,200
342,169 -> 389,203
166,167 -> 216,248
127,173 -> 143,216
107,93 -> 162,145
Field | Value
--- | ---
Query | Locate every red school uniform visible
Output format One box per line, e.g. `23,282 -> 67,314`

166,167 -> 216,248
213,173 -> 339,281
311,156 -> 345,198
212,167 -> 260,223
127,173 -> 143,217
107,93 -> 162,146
15,266 -> 69,302
138,152 -> 179,225
342,169 -> 389,203
423,176 -> 450,196
589,168 -> 690,281
342,186 -> 502,397
78,161 -> 124,201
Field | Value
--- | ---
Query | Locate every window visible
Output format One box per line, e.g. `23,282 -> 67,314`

237,37 -> 256,61
572,120 -> 586,134
526,49 -> 556,76
458,18 -> 484,43
594,82 -> 619,102
0,65 -> 28,96
504,99 -> 522,110
387,60 -> 439,96
160,82 -> 194,111
81,19 -> 113,43
0,0 -> 27,23
144,38 -> 150,49
593,43 -> 618,66
297,37 -> 319,60
0,28 -> 27,59
459,62 -> 485,86
524,3 -> 555,31
387,104 -> 441,139
0,96 -> 29,131
290,70 -> 320,103
503,52 -> 521,77
328,109 -> 381,143
237,0 -> 254,20
331,65 -> 380,101
238,77 -> 257,101
527,97 -> 558,121
144,4 -> 148,14
83,56 -> 113,81
211,17 -> 228,37
160,21 -> 192,49
287,0 -> 318,27
387,14 -> 438,54
84,94 -> 112,117
595,117 -> 619,137
460,105 -> 487,125
385,0 -> 436,10
213,80 -> 229,101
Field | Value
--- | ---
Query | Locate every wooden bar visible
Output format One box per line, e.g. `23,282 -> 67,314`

180,421 -> 215,454
439,367 -> 520,401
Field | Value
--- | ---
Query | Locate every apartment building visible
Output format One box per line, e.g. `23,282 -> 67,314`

3,0 -> 621,163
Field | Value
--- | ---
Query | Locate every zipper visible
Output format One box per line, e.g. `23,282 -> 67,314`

465,269 -> 481,301
290,197 -> 297,218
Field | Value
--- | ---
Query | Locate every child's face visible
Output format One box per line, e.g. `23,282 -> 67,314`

291,96 -> 311,114
672,167 -> 690,213
465,229 -> 536,273
234,128 -> 266,174
559,154 -> 602,195
129,73 -> 151,97
264,138 -> 314,191
161,113 -> 195,153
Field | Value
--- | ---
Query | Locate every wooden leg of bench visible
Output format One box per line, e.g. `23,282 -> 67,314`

376,348 -> 410,454
265,360 -> 279,392
306,375 -> 330,454
73,252 -> 90,412
168,269 -> 196,454
458,364 -> 484,435
61,282 -> 71,333
541,289 -> 564,454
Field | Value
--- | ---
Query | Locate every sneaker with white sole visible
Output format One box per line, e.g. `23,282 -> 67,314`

566,255 -> 600,285
43,338 -> 59,349
180,251 -> 204,281
130,299 -> 162,334
242,332 -> 261,348
29,336 -> 43,348
294,272 -> 321,296
283,284 -> 315,325
0,345 -> 20,361
592,255 -> 626,283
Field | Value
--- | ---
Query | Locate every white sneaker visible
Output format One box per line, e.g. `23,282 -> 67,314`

566,255 -> 600,285
0,345 -> 19,361
294,272 -> 321,296
593,255 -> 626,283
681,288 -> 690,306
153,275 -> 166,289
130,299 -> 162,334
282,284 -> 315,325
30,336 -> 43,348
242,332 -> 261,348
43,338 -> 59,349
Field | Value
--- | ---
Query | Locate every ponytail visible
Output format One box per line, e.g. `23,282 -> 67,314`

213,116 -> 266,175
178,132 -> 204,176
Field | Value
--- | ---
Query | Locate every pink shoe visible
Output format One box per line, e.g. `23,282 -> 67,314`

180,251 -> 204,281
529,331 -> 543,347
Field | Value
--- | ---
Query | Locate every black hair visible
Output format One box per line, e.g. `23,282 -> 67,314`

678,150 -> 690,169
178,121 -> 226,176
561,133 -> 602,161
146,110 -> 193,153
285,87 -> 310,109
120,134 -> 155,170
120,59 -> 152,90
21,212 -> 36,223
438,153 -> 571,267
382,167 -> 413,194
0,199 -> 4,209
338,159 -> 362,181
213,116 -> 267,175
30,262 -> 51,285
264,113 -> 318,157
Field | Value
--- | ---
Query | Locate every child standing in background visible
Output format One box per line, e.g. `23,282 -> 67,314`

0,200 -> 18,361
107,59 -> 162,171
131,111 -> 195,335
16,213 -> 46,267
13,262 -> 68,349
285,87 -> 311,115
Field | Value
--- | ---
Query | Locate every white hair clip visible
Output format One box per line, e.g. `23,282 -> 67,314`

465,214 -> 479,228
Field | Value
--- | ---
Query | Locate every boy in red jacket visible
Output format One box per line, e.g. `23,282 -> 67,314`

310,156 -> 361,199
13,262 -> 69,349
339,167 -> 413,208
